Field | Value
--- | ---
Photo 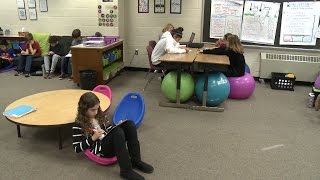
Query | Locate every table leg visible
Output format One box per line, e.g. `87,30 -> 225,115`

176,64 -> 182,104
17,125 -> 21,138
58,127 -> 62,150
202,69 -> 208,107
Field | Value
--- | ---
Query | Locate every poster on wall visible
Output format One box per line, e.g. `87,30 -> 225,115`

29,8 -> 37,20
170,0 -> 181,14
16,0 -> 25,8
39,0 -> 48,12
138,0 -> 149,13
154,0 -> 165,13
241,1 -> 280,45
18,9 -> 27,20
209,0 -> 244,38
97,0 -> 118,27
280,1 -> 320,46
28,0 -> 36,8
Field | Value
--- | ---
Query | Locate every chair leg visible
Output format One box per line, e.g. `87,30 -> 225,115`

143,72 -> 157,91
144,68 -> 152,79
315,95 -> 320,111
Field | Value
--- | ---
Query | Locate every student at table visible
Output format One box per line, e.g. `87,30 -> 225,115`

203,35 -> 245,77
152,27 -> 189,67
159,23 -> 174,40
215,33 -> 232,48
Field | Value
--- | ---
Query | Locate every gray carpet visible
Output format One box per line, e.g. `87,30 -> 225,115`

1,70 -> 320,180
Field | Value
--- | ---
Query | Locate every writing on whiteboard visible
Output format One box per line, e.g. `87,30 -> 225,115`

210,0 -> 243,38
241,1 -> 280,45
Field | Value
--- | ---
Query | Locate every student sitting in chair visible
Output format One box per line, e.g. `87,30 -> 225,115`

59,29 -> 83,80
159,23 -> 174,40
15,33 -> 41,77
152,27 -> 189,67
43,36 -> 65,79
203,35 -> 245,77
0,40 -> 16,69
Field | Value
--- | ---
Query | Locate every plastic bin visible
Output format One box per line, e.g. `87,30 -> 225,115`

270,72 -> 295,91
79,70 -> 98,90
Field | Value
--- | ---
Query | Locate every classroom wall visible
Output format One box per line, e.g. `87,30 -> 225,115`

0,0 -> 120,36
1,0 -> 317,78
123,0 -> 203,68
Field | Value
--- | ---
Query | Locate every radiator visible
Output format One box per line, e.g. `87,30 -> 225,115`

260,52 -> 320,82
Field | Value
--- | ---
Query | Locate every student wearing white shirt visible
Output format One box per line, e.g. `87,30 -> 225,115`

151,27 -> 189,67
158,23 -> 174,40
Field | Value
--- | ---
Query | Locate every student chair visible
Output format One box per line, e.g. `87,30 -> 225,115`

149,40 -> 157,49
113,92 -> 145,128
84,150 -> 117,165
143,44 -> 166,91
92,85 -> 112,111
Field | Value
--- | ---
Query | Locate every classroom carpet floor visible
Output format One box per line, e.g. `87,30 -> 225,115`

0,70 -> 320,180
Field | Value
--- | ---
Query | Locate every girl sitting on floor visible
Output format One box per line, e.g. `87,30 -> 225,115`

72,92 -> 153,180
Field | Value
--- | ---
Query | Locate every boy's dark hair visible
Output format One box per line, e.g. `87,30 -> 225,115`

25,33 -> 34,41
72,29 -> 81,39
48,36 -> 59,44
95,32 -> 103,37
171,27 -> 184,38
0,39 -> 8,46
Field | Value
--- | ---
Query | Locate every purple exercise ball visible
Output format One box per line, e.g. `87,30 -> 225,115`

228,73 -> 255,99
314,74 -> 320,89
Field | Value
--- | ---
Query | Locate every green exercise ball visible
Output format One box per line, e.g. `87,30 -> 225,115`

161,71 -> 195,103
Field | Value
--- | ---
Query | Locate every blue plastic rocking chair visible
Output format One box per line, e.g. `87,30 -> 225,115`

113,92 -> 145,127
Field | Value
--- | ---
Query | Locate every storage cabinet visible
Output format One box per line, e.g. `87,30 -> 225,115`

71,40 -> 124,84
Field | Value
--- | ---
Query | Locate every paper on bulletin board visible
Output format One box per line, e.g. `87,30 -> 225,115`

209,0 -> 244,38
280,1 -> 320,46
16,0 -> 25,8
315,26 -> 320,38
240,1 -> 280,45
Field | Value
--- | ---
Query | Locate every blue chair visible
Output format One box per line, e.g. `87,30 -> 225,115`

113,92 -> 145,127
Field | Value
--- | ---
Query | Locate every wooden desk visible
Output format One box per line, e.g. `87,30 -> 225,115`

71,40 -> 124,85
4,89 -> 110,149
158,46 -> 231,112
159,49 -> 197,105
159,48 -> 198,63
0,35 -> 26,41
195,54 -> 230,65
195,53 -> 230,110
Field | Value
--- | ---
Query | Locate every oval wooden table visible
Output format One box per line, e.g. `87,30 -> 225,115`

4,89 -> 110,149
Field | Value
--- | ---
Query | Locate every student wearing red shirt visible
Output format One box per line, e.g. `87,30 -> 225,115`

15,33 -> 41,77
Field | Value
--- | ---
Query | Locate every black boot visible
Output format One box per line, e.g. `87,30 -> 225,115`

128,141 -> 154,174
117,149 -> 145,180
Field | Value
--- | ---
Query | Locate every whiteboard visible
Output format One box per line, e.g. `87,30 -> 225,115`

240,1 -> 280,45
209,0 -> 244,38
280,1 -> 320,46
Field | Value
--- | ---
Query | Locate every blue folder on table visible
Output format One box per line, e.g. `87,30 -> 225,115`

3,105 -> 36,118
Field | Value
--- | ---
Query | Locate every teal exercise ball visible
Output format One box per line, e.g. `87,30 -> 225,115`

161,71 -> 195,103
195,72 -> 230,107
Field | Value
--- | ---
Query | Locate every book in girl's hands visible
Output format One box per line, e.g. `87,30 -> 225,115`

3,105 -> 36,118
88,120 -> 129,139
104,119 -> 128,135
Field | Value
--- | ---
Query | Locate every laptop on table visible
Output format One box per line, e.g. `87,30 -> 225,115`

180,32 -> 204,48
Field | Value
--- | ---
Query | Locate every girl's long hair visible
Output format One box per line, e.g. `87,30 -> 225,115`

227,35 -> 244,54
75,92 -> 109,136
